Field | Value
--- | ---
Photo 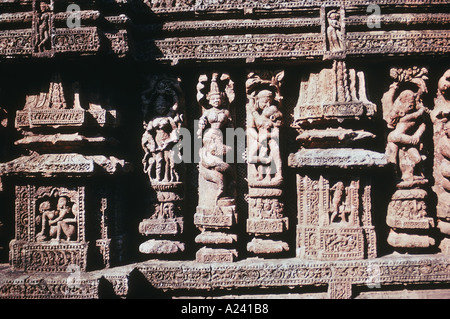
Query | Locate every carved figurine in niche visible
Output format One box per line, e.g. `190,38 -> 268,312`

382,67 -> 435,250
326,9 -> 344,52
35,0 -> 52,53
36,192 -> 77,242
246,71 -> 284,185
197,73 -> 235,204
142,77 -> 183,184
296,175 -> 377,260
329,181 -> 351,224
431,69 -> 450,253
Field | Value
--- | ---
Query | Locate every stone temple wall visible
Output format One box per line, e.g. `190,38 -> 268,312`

0,0 -> 449,300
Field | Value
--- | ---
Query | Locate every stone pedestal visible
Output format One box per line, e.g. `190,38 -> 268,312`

194,198 -> 238,262
138,184 -> 185,256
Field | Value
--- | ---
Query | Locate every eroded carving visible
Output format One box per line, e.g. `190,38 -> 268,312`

139,75 -> 185,256
194,73 -> 238,262
431,69 -> 450,254
382,66 -> 435,250
33,0 -> 53,56
296,175 -> 377,260
245,71 -> 288,255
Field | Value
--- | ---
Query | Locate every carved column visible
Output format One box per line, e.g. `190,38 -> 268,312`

288,61 -> 384,261
245,71 -> 289,256
138,75 -> 185,256
194,73 -> 238,263
431,69 -> 450,254
0,72 -> 129,271
382,67 -> 435,251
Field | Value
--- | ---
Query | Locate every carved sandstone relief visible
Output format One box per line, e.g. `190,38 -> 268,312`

10,185 -> 89,272
289,61 -> 384,261
382,66 -> 435,250
295,175 -> 377,260
1,72 -> 129,271
194,73 -> 238,263
431,69 -> 450,254
139,75 -> 185,255
245,71 -> 289,256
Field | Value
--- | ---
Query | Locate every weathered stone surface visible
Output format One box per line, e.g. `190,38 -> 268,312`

139,239 -> 185,255
0,0 -> 449,300
247,238 -> 289,255
288,148 -> 387,168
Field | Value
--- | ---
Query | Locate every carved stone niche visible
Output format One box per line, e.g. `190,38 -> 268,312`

139,75 -> 185,256
8,181 -> 126,272
245,71 -> 289,256
10,185 -> 88,272
295,174 -> 377,261
322,6 -> 346,60
431,69 -> 450,254
194,73 -> 238,263
288,60 -> 385,261
382,66 -> 435,251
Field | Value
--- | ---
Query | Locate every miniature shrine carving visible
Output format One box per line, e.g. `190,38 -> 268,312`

289,61 -> 382,260
194,73 -> 238,262
382,67 -> 435,250
1,72 -> 128,271
139,75 -> 185,255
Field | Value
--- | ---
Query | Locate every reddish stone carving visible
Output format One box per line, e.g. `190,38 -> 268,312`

139,75 -> 185,255
194,73 -> 238,262
245,71 -> 288,256
382,66 -> 435,250
431,69 -> 450,254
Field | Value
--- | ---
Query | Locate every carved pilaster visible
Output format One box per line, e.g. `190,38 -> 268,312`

382,66 -> 435,251
245,70 -> 289,256
194,73 -> 238,262
431,69 -> 450,254
139,75 -> 185,256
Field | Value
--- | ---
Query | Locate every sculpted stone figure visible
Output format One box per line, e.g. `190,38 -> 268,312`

246,72 -> 284,185
35,1 -> 52,53
139,75 -> 185,256
196,73 -> 235,205
431,69 -> 450,253
194,73 -> 238,262
245,71 -> 288,256
384,86 -> 427,184
326,9 -> 344,52
37,195 -> 76,242
142,77 -> 183,184
382,67 -> 435,250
